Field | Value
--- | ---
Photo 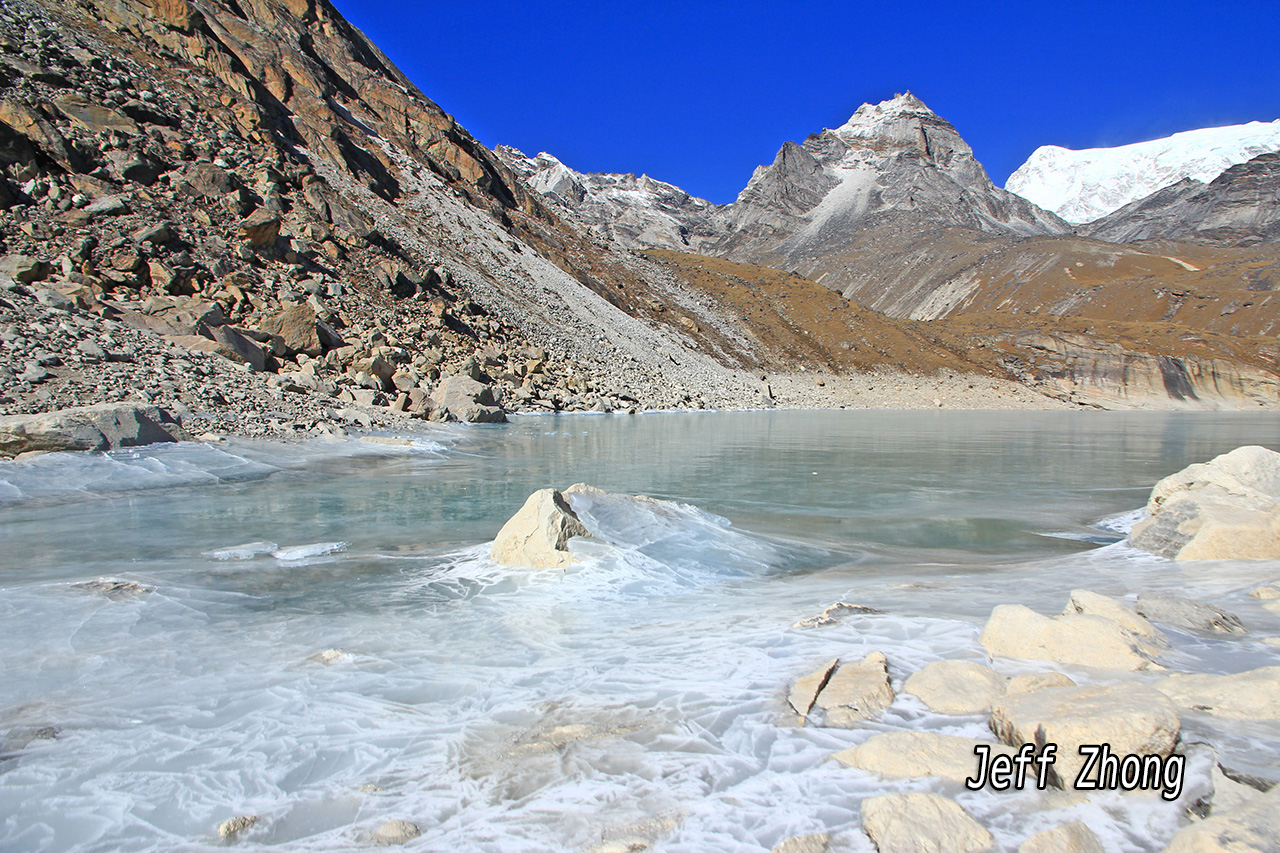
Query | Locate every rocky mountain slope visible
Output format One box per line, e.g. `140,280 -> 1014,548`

1006,119 -> 1280,224
1086,152 -> 1280,246
495,147 -> 721,253
5,0 -> 1088,440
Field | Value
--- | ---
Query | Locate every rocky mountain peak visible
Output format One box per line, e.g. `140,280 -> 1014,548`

827,92 -> 971,167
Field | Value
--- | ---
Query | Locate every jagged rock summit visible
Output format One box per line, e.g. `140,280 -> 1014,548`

715,92 -> 1067,267
1007,118 -> 1280,224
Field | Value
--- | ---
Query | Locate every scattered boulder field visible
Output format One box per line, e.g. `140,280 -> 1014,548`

475,457 -> 1280,852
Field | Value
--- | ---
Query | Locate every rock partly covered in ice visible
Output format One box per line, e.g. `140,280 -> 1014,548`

1130,446 -> 1280,560
811,651 -> 895,727
491,487 -> 591,569
1135,593 -> 1246,634
373,820 -> 420,845
860,792 -> 993,853
979,602 -> 1162,671
769,833 -> 830,853
833,731 -> 1014,784
217,815 -> 258,839
1152,666 -> 1280,720
989,683 -> 1180,788
0,402 -> 189,456
902,660 -> 1008,715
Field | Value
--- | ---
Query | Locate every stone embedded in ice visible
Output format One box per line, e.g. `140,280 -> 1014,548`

1135,593 -> 1246,635
860,792 -> 993,853
491,487 -> 590,569
1152,666 -> 1280,720
812,651 -> 894,727
1017,821 -> 1104,853
902,660 -> 1007,715
833,731 -> 1014,784
373,819 -> 420,845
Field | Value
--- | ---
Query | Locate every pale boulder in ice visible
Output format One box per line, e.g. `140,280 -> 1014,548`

833,731 -> 1013,783
1152,666 -> 1280,720
813,651 -> 894,726
980,604 -> 1160,670
218,815 -> 258,839
860,792 -> 993,853
989,683 -> 1180,788
902,659 -> 1007,715
373,820 -> 420,844
1130,445 -> 1280,560
491,488 -> 590,569
1017,821 -> 1104,853
770,833 -> 830,853
0,403 -> 190,456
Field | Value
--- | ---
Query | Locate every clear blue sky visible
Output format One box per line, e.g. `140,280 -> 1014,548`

334,0 -> 1280,205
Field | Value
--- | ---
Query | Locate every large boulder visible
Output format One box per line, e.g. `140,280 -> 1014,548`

1151,666 -> 1280,720
0,404 -> 190,456
1131,446 -> 1280,560
812,651 -> 894,727
860,793 -> 993,853
491,488 -> 590,569
988,683 -> 1180,788
1162,782 -> 1280,852
979,604 -> 1162,671
833,731 -> 1014,784
902,660 -> 1008,715
1135,593 -> 1246,635
430,374 -> 507,423
257,303 -> 342,357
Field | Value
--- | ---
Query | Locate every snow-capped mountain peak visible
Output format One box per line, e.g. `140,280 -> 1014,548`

1005,119 -> 1280,224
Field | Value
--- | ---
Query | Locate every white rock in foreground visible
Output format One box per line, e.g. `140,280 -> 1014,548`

833,731 -> 1013,783
788,658 -> 838,718
491,488 -> 590,569
1130,446 -> 1280,560
902,660 -> 1007,715
860,792 -> 993,853
373,820 -> 420,845
770,833 -> 830,853
989,683 -> 1180,788
1064,589 -> 1168,644
980,604 -> 1161,670
813,651 -> 894,726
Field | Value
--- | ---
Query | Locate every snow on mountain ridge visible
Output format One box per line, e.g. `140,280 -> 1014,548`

1006,119 -> 1280,224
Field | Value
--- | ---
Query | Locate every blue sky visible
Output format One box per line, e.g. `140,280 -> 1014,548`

334,0 -> 1280,205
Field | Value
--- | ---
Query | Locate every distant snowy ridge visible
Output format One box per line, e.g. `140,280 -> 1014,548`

1006,119 -> 1280,224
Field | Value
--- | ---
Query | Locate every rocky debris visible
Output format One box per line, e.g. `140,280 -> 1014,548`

1208,762 -> 1267,815
769,833 -> 830,853
1161,782 -> 1280,853
1131,446 -> 1280,560
860,792 -> 993,853
72,579 -> 151,599
373,820 -> 420,845
1152,666 -> 1280,720
787,658 -> 837,719
490,488 -> 590,569
833,731 -> 1014,784
790,601 -> 881,628
902,660 -> 1008,715
217,815 -> 258,840
1135,593 -> 1246,634
1016,822 -> 1104,853
988,683 -> 1180,788
811,651 -> 894,727
0,402 -> 188,455
979,602 -> 1162,671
